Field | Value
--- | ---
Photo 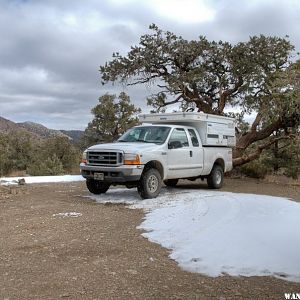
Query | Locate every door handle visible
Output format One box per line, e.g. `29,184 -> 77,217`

190,150 -> 193,157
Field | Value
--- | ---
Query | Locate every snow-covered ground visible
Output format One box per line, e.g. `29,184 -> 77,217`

0,175 -> 84,185
88,188 -> 300,282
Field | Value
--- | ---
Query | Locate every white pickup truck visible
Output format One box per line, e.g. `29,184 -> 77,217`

80,112 -> 235,199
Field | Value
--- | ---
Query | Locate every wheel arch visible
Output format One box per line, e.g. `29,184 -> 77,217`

143,160 -> 164,179
212,158 -> 225,172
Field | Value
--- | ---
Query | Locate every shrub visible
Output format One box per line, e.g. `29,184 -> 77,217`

27,154 -> 64,176
240,160 -> 270,179
0,131 -> 33,176
0,133 -> 12,176
42,136 -> 80,171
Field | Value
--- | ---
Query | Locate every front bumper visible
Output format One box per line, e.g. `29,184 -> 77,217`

80,163 -> 144,183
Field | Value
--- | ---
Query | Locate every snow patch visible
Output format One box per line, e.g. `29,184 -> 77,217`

53,212 -> 82,218
0,175 -> 84,185
0,180 -> 19,186
89,188 -> 300,282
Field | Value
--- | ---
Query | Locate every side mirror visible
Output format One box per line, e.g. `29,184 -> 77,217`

168,140 -> 183,149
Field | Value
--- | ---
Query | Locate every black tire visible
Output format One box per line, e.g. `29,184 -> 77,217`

207,165 -> 224,189
137,168 -> 162,199
86,179 -> 110,194
164,179 -> 179,187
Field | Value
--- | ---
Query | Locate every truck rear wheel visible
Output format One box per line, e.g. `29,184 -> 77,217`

207,165 -> 224,189
164,179 -> 179,187
86,179 -> 110,194
138,168 -> 162,199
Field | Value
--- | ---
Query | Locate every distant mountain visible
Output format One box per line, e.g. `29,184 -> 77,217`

18,121 -> 70,139
0,116 -> 40,138
0,116 -> 83,143
60,130 -> 84,144
0,116 -> 22,132
17,122 -> 74,139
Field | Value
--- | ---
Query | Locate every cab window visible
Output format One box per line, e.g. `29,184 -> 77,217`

169,128 -> 189,148
188,129 -> 199,147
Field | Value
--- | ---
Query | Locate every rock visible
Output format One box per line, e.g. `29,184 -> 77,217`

126,269 -> 138,275
60,293 -> 70,298
18,178 -> 26,185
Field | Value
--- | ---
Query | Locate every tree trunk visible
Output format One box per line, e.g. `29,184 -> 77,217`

273,132 -> 279,172
232,118 -> 285,167
233,132 -> 293,167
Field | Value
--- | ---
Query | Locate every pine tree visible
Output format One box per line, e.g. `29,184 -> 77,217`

82,92 -> 141,146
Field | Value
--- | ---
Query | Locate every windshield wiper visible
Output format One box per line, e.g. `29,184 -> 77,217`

118,139 -> 155,143
137,140 -> 155,143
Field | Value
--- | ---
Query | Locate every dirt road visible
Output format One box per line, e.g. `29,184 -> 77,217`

1,179 -> 299,299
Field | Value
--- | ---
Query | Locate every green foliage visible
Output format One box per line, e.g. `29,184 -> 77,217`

261,136 -> 300,179
8,132 -> 34,170
238,133 -> 300,179
82,92 -> 141,147
240,159 -> 270,179
42,136 -> 80,170
0,133 -> 12,176
27,136 -> 80,175
0,131 -> 33,176
27,154 -> 64,176
267,60 -> 300,127
0,133 -> 80,176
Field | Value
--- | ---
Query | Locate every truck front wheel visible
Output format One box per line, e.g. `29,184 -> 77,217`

138,168 -> 162,199
86,179 -> 110,194
207,165 -> 224,189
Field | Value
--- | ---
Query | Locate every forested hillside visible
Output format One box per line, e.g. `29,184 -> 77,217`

0,117 -> 82,176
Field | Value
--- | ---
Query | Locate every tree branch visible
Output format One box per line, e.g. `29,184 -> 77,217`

218,76 -> 244,113
233,135 -> 296,167
127,74 -> 160,85
236,118 -> 283,151
163,94 -> 183,106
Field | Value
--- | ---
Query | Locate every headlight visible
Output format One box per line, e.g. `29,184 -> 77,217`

81,151 -> 87,164
124,153 -> 141,165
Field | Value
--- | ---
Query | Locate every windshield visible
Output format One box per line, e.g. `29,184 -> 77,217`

118,126 -> 171,144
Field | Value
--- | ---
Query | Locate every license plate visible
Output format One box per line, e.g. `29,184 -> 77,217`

94,172 -> 104,180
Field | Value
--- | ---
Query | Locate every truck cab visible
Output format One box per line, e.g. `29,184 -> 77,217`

80,113 -> 235,199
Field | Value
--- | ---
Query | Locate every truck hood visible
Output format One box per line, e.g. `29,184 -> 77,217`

87,142 -> 161,153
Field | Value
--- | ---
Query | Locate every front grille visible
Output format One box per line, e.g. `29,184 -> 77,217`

87,151 -> 123,166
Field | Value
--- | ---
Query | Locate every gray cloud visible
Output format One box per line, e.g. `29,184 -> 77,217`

0,0 -> 299,129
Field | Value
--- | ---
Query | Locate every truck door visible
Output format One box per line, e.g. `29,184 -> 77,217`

166,128 -> 193,179
187,128 -> 204,176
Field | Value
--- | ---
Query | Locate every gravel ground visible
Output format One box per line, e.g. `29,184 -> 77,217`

0,178 -> 300,300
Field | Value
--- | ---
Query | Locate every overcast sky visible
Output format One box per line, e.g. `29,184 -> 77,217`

0,0 -> 299,130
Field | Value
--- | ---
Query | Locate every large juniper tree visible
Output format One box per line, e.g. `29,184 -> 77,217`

100,24 -> 300,167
